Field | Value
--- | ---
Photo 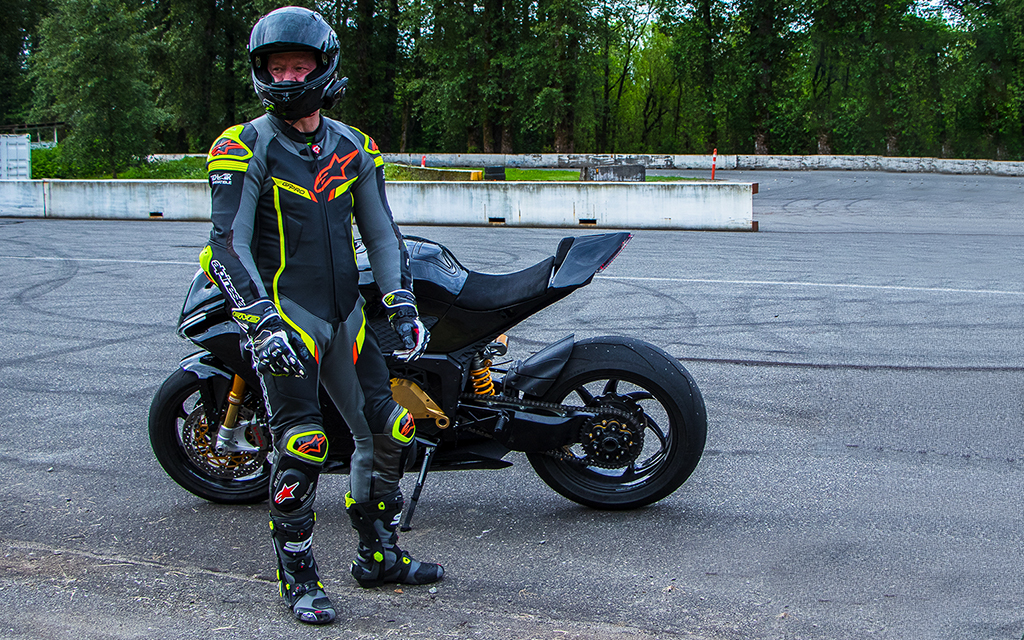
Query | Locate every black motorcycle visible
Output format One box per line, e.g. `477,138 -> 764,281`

149,232 -> 706,529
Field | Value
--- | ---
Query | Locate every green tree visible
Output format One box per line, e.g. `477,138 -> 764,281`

592,1 -> 661,152
734,0 -> 800,154
799,0 -> 872,154
0,0 -> 49,125
942,0 -> 1024,159
149,0 -> 266,153
32,0 -> 165,176
660,0 -> 735,153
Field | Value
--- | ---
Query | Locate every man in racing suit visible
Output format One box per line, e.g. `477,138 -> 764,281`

200,6 -> 442,625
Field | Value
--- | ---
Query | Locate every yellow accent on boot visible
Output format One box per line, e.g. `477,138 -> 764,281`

374,552 -> 384,562
345,492 -> 355,509
378,502 -> 386,511
403,557 -> 411,565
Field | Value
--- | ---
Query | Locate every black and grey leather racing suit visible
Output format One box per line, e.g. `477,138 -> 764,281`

200,114 -> 415,527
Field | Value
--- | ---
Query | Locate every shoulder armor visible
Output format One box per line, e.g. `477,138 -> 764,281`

207,123 -> 257,173
330,120 -> 385,169
349,125 -> 384,167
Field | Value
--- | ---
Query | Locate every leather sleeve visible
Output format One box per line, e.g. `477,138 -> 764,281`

200,123 -> 270,310
347,127 -> 413,294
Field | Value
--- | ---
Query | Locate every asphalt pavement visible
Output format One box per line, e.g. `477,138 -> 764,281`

0,169 -> 1021,640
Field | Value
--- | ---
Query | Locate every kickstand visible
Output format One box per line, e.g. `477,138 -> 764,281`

400,443 -> 437,532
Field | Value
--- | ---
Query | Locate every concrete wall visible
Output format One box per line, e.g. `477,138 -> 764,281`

0,179 -> 755,231
386,181 -> 754,230
0,180 -> 213,220
0,180 -> 44,216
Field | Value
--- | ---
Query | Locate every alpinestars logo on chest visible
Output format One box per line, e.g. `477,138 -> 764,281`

314,150 -> 358,194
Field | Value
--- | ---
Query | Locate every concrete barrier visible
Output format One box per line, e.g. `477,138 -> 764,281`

385,180 -> 753,230
0,179 -> 756,231
0,179 -> 44,216
0,179 -> 213,220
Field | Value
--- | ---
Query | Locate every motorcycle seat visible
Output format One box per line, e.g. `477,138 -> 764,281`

456,257 -> 555,311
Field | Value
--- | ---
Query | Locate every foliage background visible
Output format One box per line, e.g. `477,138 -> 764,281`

7,0 -> 1024,173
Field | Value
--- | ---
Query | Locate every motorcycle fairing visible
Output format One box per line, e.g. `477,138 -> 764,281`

503,334 -> 575,397
549,232 -> 632,289
356,233 -> 631,354
180,351 -> 234,381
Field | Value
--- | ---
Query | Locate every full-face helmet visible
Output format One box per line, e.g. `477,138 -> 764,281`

249,6 -> 346,120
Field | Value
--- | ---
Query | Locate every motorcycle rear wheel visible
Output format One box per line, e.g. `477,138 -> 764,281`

149,368 -> 271,504
526,337 -> 707,509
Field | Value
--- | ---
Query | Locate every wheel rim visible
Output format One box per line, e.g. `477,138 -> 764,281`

549,375 -> 676,494
172,386 -> 269,483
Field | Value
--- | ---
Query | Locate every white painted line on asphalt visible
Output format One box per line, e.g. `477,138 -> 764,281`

3,256 -> 1020,296
0,255 -> 195,266
598,275 -> 1024,296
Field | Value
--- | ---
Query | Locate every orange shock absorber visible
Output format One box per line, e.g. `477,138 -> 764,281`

470,357 -> 495,395
469,335 -> 508,396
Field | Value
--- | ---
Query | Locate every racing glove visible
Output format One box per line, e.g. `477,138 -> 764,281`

232,299 -> 308,377
382,289 -> 429,361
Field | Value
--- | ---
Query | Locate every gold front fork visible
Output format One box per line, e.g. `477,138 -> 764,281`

214,375 -> 247,454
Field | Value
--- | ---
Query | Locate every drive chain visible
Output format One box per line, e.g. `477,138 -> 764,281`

457,392 -> 642,468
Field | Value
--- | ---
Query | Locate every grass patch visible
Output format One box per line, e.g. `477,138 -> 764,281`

384,163 -> 424,181
30,147 -> 209,179
119,156 -> 208,179
645,174 -> 704,182
504,168 -> 582,181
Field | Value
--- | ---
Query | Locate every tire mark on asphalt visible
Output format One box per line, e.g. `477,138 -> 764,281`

597,275 -> 1024,296
2,538 -> 270,584
508,335 -> 1023,372
0,255 -> 195,266
0,331 -> 168,370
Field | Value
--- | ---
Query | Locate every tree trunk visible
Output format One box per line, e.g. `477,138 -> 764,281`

817,129 -> 832,155
698,0 -> 717,151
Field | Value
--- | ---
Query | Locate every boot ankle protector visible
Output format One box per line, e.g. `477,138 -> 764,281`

271,514 -> 336,624
345,490 -> 443,588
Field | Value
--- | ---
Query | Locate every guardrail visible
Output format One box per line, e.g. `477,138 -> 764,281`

0,179 -> 757,231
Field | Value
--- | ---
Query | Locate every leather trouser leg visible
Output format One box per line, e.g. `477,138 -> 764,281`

260,357 -> 335,624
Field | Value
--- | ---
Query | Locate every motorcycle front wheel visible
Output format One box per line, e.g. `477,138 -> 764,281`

526,337 -> 707,509
149,368 -> 271,504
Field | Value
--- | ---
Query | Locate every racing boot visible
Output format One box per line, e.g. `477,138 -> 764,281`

270,514 -> 336,624
345,490 -> 444,588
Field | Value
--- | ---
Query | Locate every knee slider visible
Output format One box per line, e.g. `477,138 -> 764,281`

279,425 -> 330,465
387,405 -> 415,445
271,425 -> 328,513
